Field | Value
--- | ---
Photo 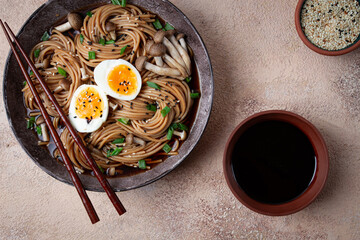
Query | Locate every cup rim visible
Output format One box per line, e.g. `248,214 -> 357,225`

223,110 -> 329,216
295,0 -> 360,56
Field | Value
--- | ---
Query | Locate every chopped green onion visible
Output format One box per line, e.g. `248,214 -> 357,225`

27,117 -> 35,129
80,34 -> 84,44
138,159 -> 146,169
99,38 -> 105,46
170,123 -> 179,129
117,117 -> 130,125
185,77 -> 192,83
29,70 -> 34,76
146,81 -> 161,90
57,67 -> 67,77
107,147 -> 123,157
167,127 -> 174,140
23,81 -> 27,87
164,22 -> 175,31
86,11 -> 93,17
34,49 -> 40,58
111,0 -> 121,5
97,164 -> 105,173
121,0 -> 127,7
120,45 -> 129,55
146,104 -> 157,112
112,138 -> 125,144
106,40 -> 115,44
36,126 -> 42,135
161,106 -> 171,117
178,123 -> 189,131
190,92 -> 200,98
88,51 -> 96,60
41,31 -> 50,41
153,19 -> 163,30
163,143 -> 172,153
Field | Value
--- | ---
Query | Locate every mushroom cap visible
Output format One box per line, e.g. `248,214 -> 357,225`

59,79 -> 70,91
148,42 -> 166,57
154,30 -> 166,43
176,33 -> 185,41
67,13 -> 83,30
126,133 -> 134,145
42,58 -> 50,68
165,29 -> 176,37
135,56 -> 148,71
145,40 -> 155,53
36,116 -> 45,125
105,22 -> 116,32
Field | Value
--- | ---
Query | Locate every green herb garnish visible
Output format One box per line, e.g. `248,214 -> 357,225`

164,22 -> 174,31
86,11 -> 93,17
36,126 -> 42,135
146,104 -> 157,112
107,147 -> 123,157
178,123 -> 188,131
138,159 -> 146,169
146,81 -> 161,90
57,67 -> 67,77
34,49 -> 40,58
41,31 -> 50,41
163,143 -> 172,153
99,38 -> 105,46
161,106 -> 171,117
120,45 -> 128,55
167,127 -> 174,140
117,117 -> 130,125
185,77 -> 192,83
190,92 -> 200,98
27,117 -> 35,129
121,0 -> 127,7
153,19 -> 163,30
29,70 -> 34,76
80,34 -> 84,44
106,40 -> 115,44
88,51 -> 96,60
97,164 -> 105,173
111,0 -> 121,5
112,138 -> 125,144
23,81 -> 27,87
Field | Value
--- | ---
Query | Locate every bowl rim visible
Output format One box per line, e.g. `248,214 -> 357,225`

223,110 -> 329,216
3,0 -> 214,192
295,0 -> 360,56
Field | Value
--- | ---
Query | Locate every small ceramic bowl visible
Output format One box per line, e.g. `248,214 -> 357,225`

295,0 -> 360,56
223,110 -> 329,216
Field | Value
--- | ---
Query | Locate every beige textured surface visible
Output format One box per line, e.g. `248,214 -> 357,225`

0,0 -> 359,239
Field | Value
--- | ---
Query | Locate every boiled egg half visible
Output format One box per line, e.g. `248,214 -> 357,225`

94,59 -> 142,101
69,84 -> 109,133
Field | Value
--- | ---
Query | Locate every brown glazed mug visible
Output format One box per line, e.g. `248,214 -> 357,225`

223,110 -> 329,216
295,0 -> 360,56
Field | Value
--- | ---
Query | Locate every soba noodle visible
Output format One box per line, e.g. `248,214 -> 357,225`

23,3 -> 196,175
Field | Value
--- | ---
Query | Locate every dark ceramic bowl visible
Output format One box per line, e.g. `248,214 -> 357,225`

223,110 -> 329,216
3,0 -> 213,191
295,0 -> 360,56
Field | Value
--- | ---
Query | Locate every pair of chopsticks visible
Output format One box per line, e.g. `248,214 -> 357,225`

0,20 -> 126,224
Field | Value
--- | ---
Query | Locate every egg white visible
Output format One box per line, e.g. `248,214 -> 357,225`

94,59 -> 142,101
69,84 -> 109,133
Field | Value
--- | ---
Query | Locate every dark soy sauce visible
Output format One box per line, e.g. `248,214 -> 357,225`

231,120 -> 316,204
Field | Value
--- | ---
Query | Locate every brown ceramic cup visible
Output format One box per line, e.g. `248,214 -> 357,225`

295,0 -> 360,56
223,110 -> 329,216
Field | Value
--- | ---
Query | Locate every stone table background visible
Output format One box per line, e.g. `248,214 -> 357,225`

0,0 -> 359,239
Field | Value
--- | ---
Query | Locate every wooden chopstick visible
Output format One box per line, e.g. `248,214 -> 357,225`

1,21 -> 126,216
0,19 -> 100,224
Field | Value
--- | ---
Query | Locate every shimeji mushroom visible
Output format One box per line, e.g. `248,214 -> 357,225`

173,130 -> 187,140
36,116 -> 50,142
145,40 -> 166,67
134,137 -> 146,147
125,133 -> 146,146
53,79 -> 70,93
34,58 -> 49,69
54,13 -> 82,32
171,139 -> 180,152
80,68 -> 89,81
154,30 -> 189,76
166,30 -> 191,75
107,167 -> 116,176
135,56 -> 181,78
163,54 -> 188,78
105,22 -> 117,40
109,102 -> 119,111
176,33 -> 187,53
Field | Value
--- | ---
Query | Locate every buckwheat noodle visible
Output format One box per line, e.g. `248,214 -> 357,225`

23,4 -> 194,175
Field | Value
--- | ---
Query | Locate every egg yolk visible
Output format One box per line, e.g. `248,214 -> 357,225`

107,65 -> 137,96
75,87 -> 104,121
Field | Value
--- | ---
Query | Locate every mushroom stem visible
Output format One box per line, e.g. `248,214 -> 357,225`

168,35 -> 191,75
163,54 -> 188,78
134,137 -> 146,146
34,58 -> 49,69
53,79 -> 70,93
105,22 -> 117,40
163,37 -> 188,73
109,102 -> 119,111
54,22 -> 72,32
173,130 -> 187,140
179,38 -> 187,52
80,68 -> 89,81
171,139 -> 180,152
40,123 -> 50,142
154,57 -> 164,67
135,56 -> 181,78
